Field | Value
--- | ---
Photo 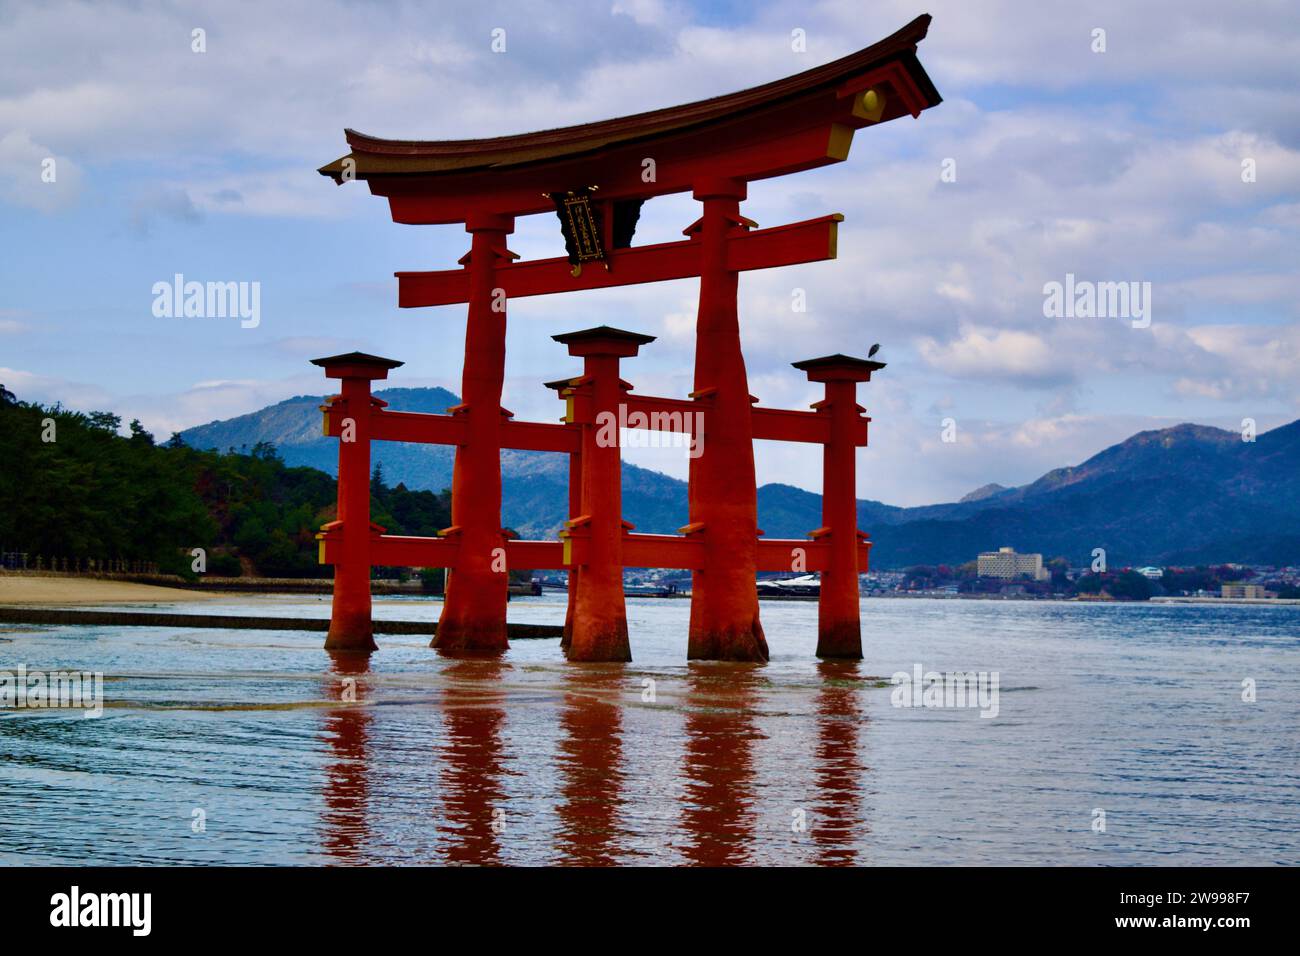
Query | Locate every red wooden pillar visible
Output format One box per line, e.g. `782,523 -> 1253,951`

311,352 -> 404,652
545,377 -> 582,650
436,213 -> 515,654
553,327 -> 654,662
687,177 -> 768,662
793,354 -> 883,659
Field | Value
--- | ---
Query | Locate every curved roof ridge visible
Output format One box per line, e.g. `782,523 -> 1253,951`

340,14 -> 935,158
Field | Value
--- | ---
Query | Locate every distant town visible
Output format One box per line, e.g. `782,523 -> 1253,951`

608,546 -> 1300,603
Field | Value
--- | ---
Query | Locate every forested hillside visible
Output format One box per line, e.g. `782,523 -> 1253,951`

0,388 -> 449,577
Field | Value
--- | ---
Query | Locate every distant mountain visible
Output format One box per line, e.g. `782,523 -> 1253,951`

959,483 -> 1010,503
180,393 -> 1300,568
180,388 -> 689,539
867,421 -> 1300,567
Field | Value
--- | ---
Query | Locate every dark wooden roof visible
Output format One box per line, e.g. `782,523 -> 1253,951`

792,354 -> 886,373
310,351 -> 404,370
320,15 -> 939,181
552,326 -> 657,346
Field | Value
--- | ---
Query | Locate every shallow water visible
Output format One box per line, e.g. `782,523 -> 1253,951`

1,595 -> 1297,865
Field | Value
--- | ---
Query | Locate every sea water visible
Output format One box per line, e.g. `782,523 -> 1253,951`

0,596 -> 1296,865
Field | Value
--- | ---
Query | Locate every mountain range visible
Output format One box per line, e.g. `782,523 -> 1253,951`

179,389 -> 1300,569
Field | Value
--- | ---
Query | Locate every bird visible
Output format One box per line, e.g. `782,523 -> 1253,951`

868,343 -> 880,358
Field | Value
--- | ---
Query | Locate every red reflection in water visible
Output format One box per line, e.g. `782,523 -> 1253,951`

555,665 -> 628,865
812,661 -> 869,865
321,652 -> 372,863
680,664 -> 763,866
437,658 -> 510,865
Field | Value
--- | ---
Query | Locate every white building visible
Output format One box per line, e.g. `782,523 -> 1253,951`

977,547 -> 1049,582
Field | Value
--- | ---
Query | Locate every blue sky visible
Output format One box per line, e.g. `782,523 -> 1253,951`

2,0 -> 1297,505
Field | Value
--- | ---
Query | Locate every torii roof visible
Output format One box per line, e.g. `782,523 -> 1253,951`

318,14 -> 941,210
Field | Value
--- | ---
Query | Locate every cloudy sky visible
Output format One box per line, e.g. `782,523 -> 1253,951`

2,0 -> 1297,506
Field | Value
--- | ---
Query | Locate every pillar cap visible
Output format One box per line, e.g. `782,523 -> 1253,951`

311,351 -> 404,380
553,325 -> 655,358
792,353 -> 884,383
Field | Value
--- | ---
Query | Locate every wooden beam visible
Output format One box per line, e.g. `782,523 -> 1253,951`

336,407 -> 577,454
755,537 -> 871,572
322,530 -> 868,573
369,409 -> 467,445
751,406 -> 831,444
501,419 -> 580,454
621,394 -> 703,433
327,534 -> 569,570
622,532 -> 705,569
506,539 -> 567,569
396,214 -> 842,308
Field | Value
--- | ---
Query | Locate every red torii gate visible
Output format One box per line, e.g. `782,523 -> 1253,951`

315,16 -> 941,661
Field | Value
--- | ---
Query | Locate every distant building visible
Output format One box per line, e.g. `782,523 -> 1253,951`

977,547 -> 1049,582
1221,583 -> 1275,600
1135,566 -> 1164,580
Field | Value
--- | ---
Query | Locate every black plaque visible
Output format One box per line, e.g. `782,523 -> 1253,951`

549,188 -> 605,267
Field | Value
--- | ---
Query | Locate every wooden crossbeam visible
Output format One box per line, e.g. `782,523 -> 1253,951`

364,535 -> 459,567
505,539 -> 567,569
321,530 -> 868,574
370,409 -> 466,445
751,406 -> 869,445
501,419 -> 579,454
622,532 -> 705,569
338,399 -> 862,449
756,537 -> 871,573
751,406 -> 832,444
321,534 -> 569,570
594,394 -> 865,446
328,406 -> 578,454
396,214 -> 842,308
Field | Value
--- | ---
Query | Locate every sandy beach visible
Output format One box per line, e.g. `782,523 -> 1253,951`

0,575 -> 216,606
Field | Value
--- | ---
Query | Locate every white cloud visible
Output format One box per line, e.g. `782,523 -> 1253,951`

1,0 -> 1297,504
917,327 -> 1072,387
0,130 -> 82,211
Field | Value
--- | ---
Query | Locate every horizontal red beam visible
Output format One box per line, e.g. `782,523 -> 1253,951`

329,400 -> 864,450
506,539 -> 567,569
396,215 -> 841,308
618,394 -> 702,433
322,534 -> 568,570
622,533 -> 705,569
370,409 -> 466,444
502,419 -> 579,454
593,394 -> 864,446
752,406 -> 830,444
751,406 -> 867,445
329,406 -> 577,454
370,535 -> 459,567
756,537 -> 872,573
321,531 -> 868,573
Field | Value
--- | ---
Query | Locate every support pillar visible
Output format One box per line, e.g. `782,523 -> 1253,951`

553,327 -> 655,662
687,177 -> 768,662
545,377 -> 582,651
436,213 -> 515,654
793,354 -> 884,659
311,351 -> 404,652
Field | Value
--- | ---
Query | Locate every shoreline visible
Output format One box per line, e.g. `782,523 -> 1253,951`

0,574 -> 220,606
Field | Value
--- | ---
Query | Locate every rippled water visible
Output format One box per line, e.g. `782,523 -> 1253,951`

1,595 -> 1297,865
